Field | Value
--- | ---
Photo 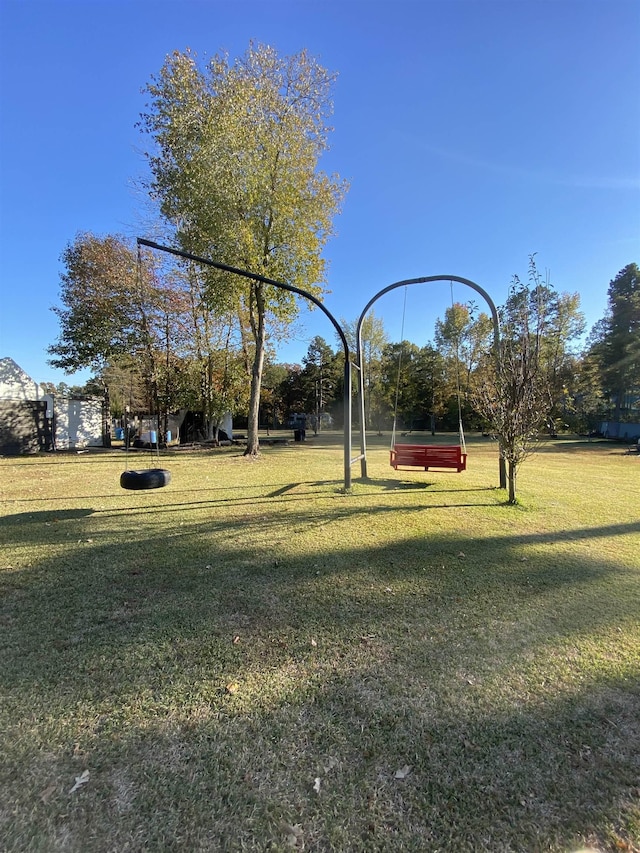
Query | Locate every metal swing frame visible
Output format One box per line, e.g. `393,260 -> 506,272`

134,239 -> 505,491
355,275 -> 505,487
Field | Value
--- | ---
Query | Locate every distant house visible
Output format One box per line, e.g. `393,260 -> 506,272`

0,357 -> 104,454
0,357 -> 46,401
599,421 -> 640,442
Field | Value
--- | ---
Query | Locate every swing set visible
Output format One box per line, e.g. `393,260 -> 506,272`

388,282 -> 467,473
130,238 -> 504,491
355,274 -> 502,485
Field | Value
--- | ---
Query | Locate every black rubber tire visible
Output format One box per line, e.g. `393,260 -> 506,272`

120,469 -> 171,490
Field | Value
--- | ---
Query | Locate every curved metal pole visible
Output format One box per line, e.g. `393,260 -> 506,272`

355,275 -> 506,488
138,238 -> 353,490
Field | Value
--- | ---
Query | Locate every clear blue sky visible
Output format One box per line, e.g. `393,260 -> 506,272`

1,0 -> 638,386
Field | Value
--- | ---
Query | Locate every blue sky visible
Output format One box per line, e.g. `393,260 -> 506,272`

1,0 -> 638,386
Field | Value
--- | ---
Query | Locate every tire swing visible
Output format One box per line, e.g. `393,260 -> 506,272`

120,422 -> 172,491
120,467 -> 171,491
120,425 -> 172,491
119,248 -> 172,492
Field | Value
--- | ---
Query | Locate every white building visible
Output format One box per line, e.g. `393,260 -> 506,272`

0,357 -> 104,452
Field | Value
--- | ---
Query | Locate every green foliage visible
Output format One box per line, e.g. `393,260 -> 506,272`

469,257 -> 581,502
342,311 -> 389,431
49,233 -> 250,435
585,263 -> 640,420
139,44 -> 348,453
300,336 -> 341,430
49,233 -> 142,373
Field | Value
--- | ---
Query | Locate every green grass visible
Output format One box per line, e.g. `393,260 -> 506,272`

1,434 -> 639,852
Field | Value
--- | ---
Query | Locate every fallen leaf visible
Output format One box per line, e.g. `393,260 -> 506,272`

225,682 -> 239,695
69,769 -> 89,793
283,824 -> 303,847
457,552 -> 465,558
313,776 -> 321,793
323,756 -> 338,773
310,638 -> 317,647
394,765 -> 412,780
232,635 -> 241,644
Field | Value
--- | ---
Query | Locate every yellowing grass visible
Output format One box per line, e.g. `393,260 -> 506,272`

1,434 -> 638,852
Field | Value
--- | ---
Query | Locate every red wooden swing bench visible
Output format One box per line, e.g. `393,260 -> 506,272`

390,443 -> 467,472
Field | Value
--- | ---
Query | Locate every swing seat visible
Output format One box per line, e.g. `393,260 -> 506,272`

390,444 -> 467,472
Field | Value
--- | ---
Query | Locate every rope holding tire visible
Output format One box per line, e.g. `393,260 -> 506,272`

120,468 -> 171,491
119,249 -> 172,493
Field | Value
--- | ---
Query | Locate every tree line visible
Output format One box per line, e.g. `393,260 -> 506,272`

48,232 -> 638,445
235,260 -> 640,447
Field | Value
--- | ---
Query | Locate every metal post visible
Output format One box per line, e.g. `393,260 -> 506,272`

344,358 -> 352,490
356,326 -> 368,479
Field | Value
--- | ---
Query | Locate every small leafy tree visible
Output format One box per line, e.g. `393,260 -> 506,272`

470,258 -> 556,504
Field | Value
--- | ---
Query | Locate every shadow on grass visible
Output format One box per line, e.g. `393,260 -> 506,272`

2,515 -> 638,689
2,482 -> 639,549
1,505 -> 639,851
0,508 -> 96,525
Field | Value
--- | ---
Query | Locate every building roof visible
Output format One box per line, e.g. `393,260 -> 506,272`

0,357 -> 44,401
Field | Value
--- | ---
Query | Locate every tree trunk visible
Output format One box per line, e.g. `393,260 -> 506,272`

508,459 -> 517,504
245,284 -> 266,457
245,346 -> 264,455
102,385 -> 111,447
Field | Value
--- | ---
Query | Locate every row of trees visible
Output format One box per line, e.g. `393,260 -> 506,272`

48,229 -> 638,500
264,261 -> 638,441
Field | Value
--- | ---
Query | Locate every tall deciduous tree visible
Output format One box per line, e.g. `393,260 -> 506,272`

139,44 -> 348,455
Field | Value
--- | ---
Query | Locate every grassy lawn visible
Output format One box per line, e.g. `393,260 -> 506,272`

1,434 -> 639,852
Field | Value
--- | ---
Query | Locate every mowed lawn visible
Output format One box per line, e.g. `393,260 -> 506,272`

1,434 -> 639,852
